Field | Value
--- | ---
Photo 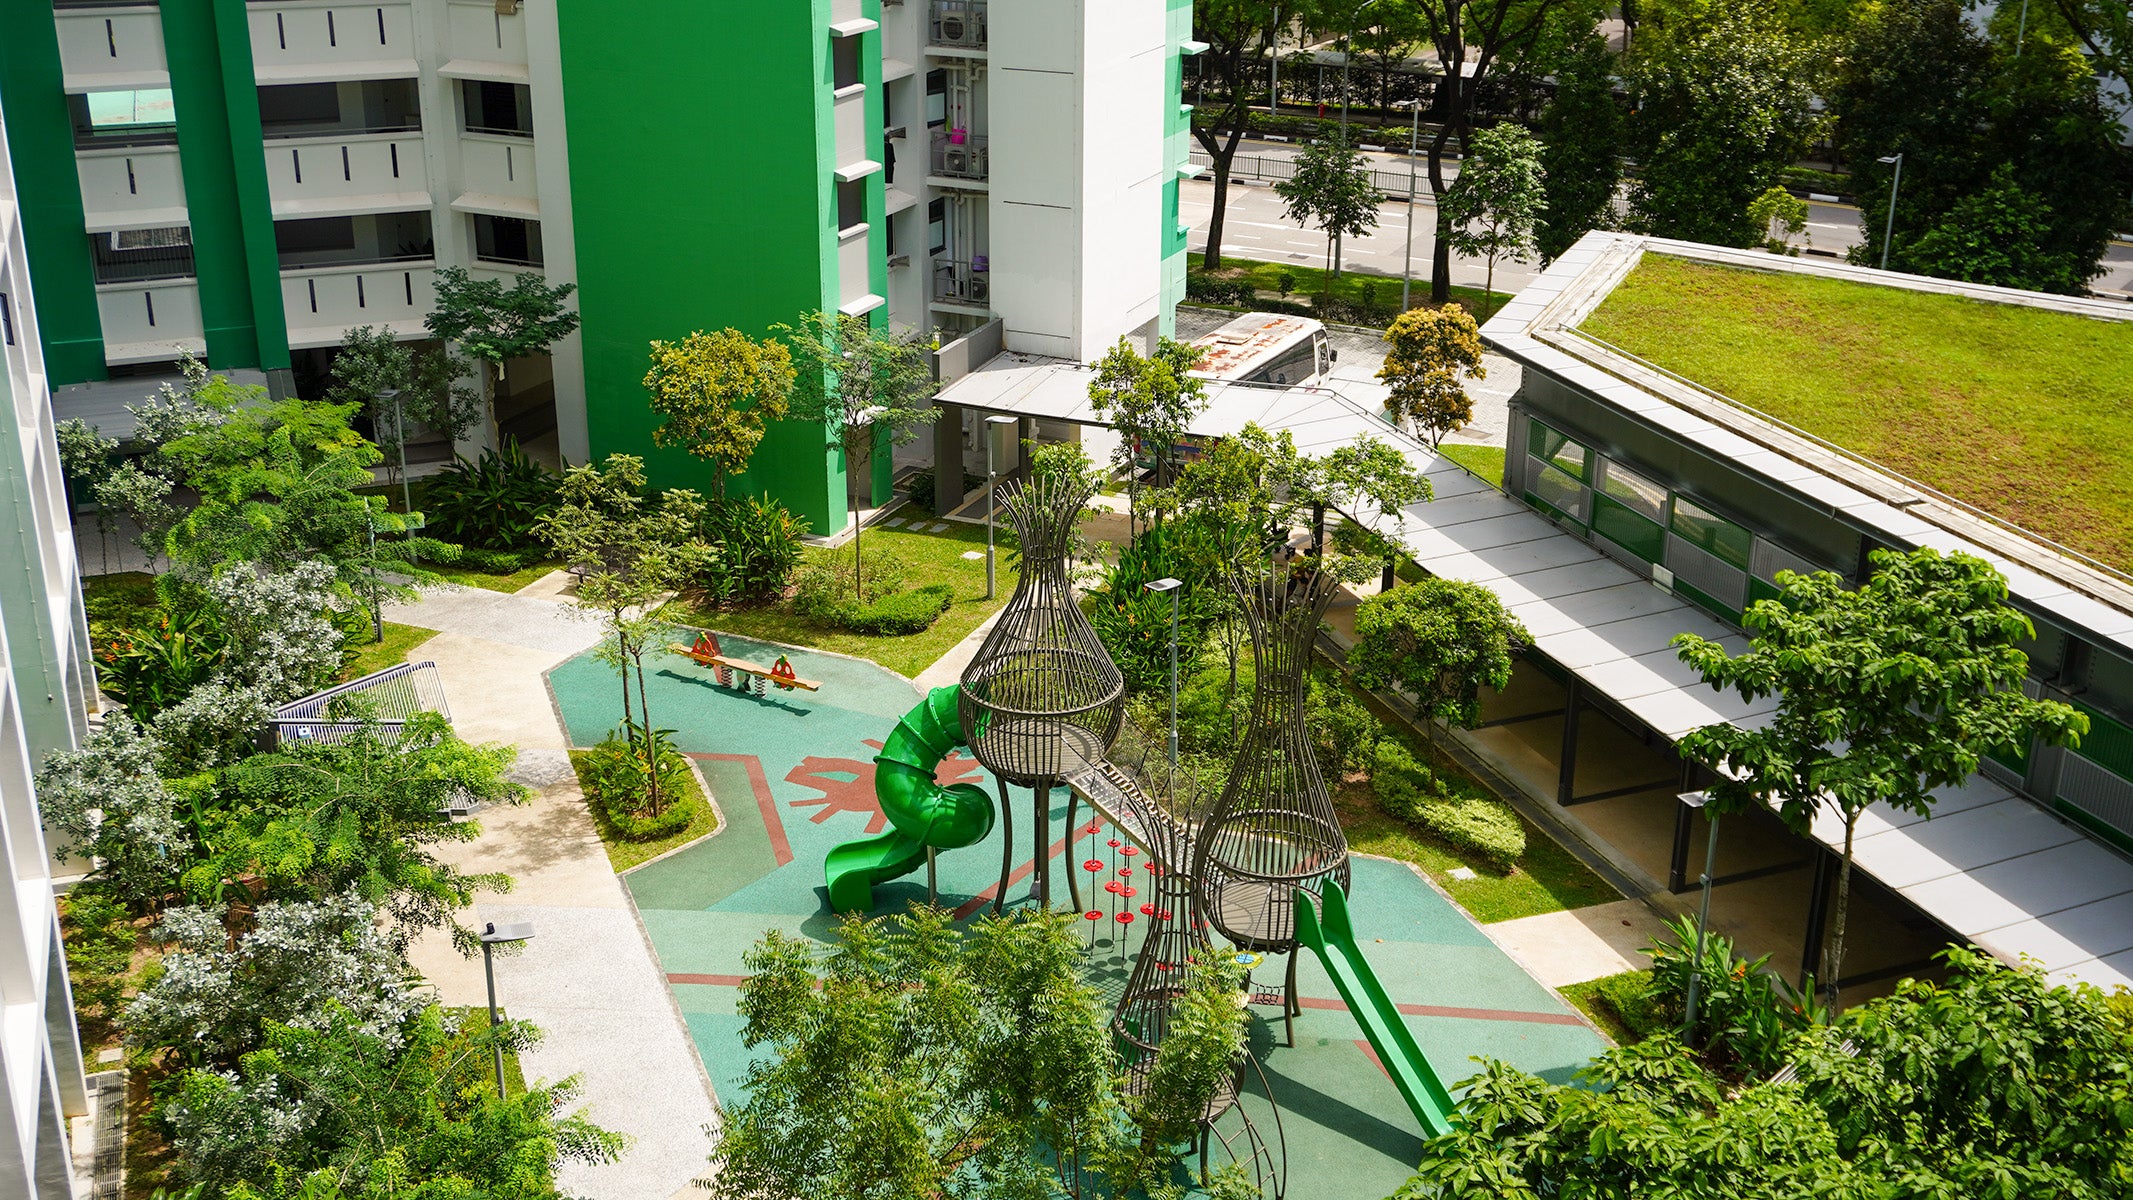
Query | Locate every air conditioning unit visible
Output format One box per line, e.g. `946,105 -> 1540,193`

939,15 -> 966,41
941,145 -> 971,175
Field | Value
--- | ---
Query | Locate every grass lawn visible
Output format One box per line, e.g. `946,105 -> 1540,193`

82,571 -> 160,645
341,621 -> 438,680
1581,254 -> 2133,574
659,517 -> 1012,680
1189,251 -> 1511,324
1560,970 -> 1655,1046
1438,442 -> 1506,487
430,558 -> 563,593
572,751 -> 721,872
1335,778 -> 1620,922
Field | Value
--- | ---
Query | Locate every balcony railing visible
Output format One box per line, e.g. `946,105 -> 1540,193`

930,133 -> 988,182
929,0 -> 986,49
932,258 -> 990,306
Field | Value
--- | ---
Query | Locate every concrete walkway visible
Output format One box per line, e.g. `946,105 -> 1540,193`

390,578 -> 720,1200
1483,899 -> 1670,990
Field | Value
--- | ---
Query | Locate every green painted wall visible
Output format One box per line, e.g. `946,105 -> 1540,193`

1159,0 -> 1195,338
0,369 -> 80,754
557,0 -> 849,533
160,0 -> 288,372
0,5 -> 106,382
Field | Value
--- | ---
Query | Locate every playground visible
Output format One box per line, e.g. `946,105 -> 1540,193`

544,481 -> 1608,1196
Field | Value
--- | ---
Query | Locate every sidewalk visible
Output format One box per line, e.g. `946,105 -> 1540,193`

390,578 -> 719,1200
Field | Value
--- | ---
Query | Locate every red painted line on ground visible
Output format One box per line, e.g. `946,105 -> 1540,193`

1356,1040 -> 1390,1079
666,973 -> 749,987
1299,994 -> 1584,1027
690,753 -> 791,866
952,832 -> 1076,919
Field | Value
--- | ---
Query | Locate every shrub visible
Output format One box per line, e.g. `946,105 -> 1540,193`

1372,739 -> 1525,869
457,546 -> 532,575
422,440 -> 560,551
1645,916 -> 1816,1077
697,495 -> 809,606
1588,969 -> 1666,1041
841,584 -> 954,635
1177,658 -> 1382,776
793,551 -> 907,620
577,730 -> 694,840
59,886 -> 136,1039
904,471 -> 985,512
98,606 -> 227,719
1185,273 -> 1257,306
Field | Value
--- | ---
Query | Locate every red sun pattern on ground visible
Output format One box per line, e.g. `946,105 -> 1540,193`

785,739 -> 986,834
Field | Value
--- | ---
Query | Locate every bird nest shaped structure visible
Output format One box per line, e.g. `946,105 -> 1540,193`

1191,568 -> 1350,952
958,474 -> 1125,785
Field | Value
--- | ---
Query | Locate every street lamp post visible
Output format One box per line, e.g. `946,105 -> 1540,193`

983,413 -> 1016,600
1876,153 -> 1904,273
1268,5 -> 1281,116
1677,791 -> 1720,1046
366,504 -> 384,643
1144,578 -> 1183,791
1394,98 -> 1423,311
478,921 -> 536,1096
1340,0 -> 1386,141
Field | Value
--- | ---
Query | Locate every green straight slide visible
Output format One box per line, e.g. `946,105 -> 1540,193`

1293,882 -> 1459,1140
825,685 -> 995,913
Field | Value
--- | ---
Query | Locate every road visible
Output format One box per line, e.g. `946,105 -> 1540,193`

1185,137 -> 2133,299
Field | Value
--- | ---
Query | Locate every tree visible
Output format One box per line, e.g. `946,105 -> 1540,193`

191,714 -> 525,955
644,328 -> 797,496
1272,133 -> 1380,281
777,312 -> 939,591
95,462 -> 180,575
1671,548 -> 2086,1002
1350,577 -> 1529,742
1535,34 -> 1623,263
36,714 -> 192,910
1376,304 -> 1486,447
324,326 -> 480,497
203,560 -> 343,704
1407,0 -> 1580,304
1086,336 -> 1210,531
1439,123 -> 1546,319
1192,0 -> 1296,270
537,454 -> 711,815
54,418 -> 118,572
423,267 -> 582,446
125,893 -> 425,1069
1746,184 -> 1809,254
1830,0 -> 2123,290
2052,0 -> 2133,93
1401,947 -> 2133,1197
1622,2 -> 1822,247
707,906 -> 1246,1200
164,1003 -> 620,1199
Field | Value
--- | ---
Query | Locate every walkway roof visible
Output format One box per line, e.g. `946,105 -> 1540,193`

936,332 -> 2133,994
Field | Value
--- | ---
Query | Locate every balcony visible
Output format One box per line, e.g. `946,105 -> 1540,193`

932,258 -> 990,308
247,2 -> 418,83
929,133 -> 988,184
281,260 -> 437,349
75,145 -> 187,231
264,132 -> 429,217
55,7 -> 168,90
441,0 -> 529,79
928,0 -> 986,51
457,134 -> 539,214
97,280 -> 204,365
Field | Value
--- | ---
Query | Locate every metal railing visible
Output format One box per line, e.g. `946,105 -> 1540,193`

932,258 -> 990,305
930,133 -> 988,181
1188,147 -> 1429,200
266,660 -> 451,748
928,0 -> 985,48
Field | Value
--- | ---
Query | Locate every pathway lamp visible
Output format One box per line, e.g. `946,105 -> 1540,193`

984,413 -> 1016,600
479,920 -> 536,1096
1145,577 -> 1184,791
1677,790 -> 1719,1046
1392,98 -> 1423,311
1876,154 -> 1904,272
379,388 -> 407,515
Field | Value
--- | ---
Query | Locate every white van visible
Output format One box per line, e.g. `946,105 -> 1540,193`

1187,312 -> 1334,388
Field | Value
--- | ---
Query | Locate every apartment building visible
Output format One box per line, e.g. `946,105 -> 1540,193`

0,82 -> 99,1200
0,0 -> 1192,535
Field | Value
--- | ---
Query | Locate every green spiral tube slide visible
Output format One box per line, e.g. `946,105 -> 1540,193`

825,685 -> 996,913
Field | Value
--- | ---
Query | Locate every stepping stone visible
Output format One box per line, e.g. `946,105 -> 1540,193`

961,550 -> 985,560
927,522 -> 950,532
881,517 -> 906,527
1447,866 -> 1478,881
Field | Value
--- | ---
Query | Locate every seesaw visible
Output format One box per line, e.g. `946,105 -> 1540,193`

666,631 -> 823,695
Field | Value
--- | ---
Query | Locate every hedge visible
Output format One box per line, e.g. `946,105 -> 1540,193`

1373,740 -> 1526,870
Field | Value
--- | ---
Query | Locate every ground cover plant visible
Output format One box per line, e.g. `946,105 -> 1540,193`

1582,253 -> 2133,573
571,746 -> 719,871
1185,253 -> 1507,325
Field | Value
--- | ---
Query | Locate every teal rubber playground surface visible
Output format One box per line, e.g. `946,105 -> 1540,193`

548,634 -> 1607,1198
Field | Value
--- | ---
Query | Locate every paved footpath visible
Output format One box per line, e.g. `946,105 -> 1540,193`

389,579 -> 719,1200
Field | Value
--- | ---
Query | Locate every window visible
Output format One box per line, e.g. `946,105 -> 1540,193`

256,82 -> 342,135
926,69 -> 947,127
1669,495 -> 1751,570
1597,460 -> 1665,522
89,226 -> 195,284
836,180 -> 867,233
69,89 -> 176,147
928,198 -> 947,255
1522,419 -> 1591,525
833,36 -> 862,91
1528,418 -> 1589,482
1243,338 -> 1318,387
473,214 -> 543,266
1,293 -> 13,347
461,80 -> 532,136
885,211 -> 900,258
1592,459 -> 1668,565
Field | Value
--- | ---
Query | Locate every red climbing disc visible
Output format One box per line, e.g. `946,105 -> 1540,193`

1116,912 -> 1135,925
1084,910 -> 1101,921
1082,859 -> 1103,872
1156,910 -> 1173,920
1117,866 -> 1133,876
1103,880 -> 1122,895
1106,838 -> 1120,848
1121,886 -> 1137,898
1120,845 -> 1139,857
1139,903 -> 1154,915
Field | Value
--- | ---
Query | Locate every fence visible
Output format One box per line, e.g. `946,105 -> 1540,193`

266,660 -> 452,748
1188,148 -> 1435,200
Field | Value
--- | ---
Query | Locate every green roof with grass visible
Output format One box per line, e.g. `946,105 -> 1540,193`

1579,254 -> 2133,575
